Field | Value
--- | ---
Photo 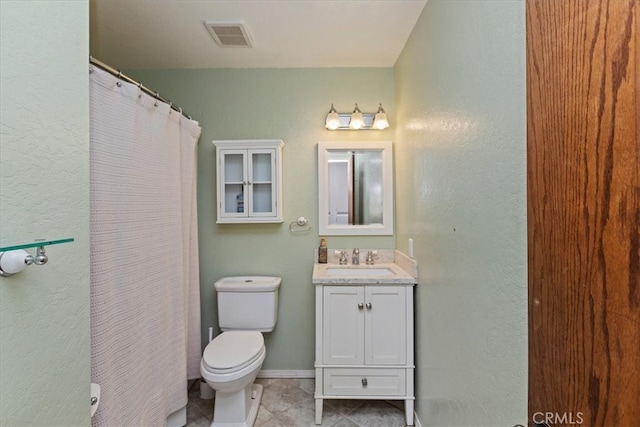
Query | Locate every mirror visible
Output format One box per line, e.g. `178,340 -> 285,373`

318,141 -> 393,235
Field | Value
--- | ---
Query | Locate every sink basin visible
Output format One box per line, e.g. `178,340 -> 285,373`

326,267 -> 394,277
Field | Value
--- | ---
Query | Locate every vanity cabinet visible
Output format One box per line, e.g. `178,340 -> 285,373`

213,140 -> 284,223
315,283 -> 415,425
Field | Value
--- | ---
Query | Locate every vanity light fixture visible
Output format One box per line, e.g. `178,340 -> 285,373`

324,103 -> 390,130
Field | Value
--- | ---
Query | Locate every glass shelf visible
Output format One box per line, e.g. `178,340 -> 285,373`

0,238 -> 74,252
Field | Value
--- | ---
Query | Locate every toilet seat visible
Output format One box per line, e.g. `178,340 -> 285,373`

202,331 -> 264,374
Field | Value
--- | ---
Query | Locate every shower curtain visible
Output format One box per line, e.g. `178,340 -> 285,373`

89,67 -> 202,426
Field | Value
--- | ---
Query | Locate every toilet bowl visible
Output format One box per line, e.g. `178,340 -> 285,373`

200,331 -> 266,427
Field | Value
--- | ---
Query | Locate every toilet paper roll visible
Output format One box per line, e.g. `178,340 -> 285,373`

0,250 -> 30,275
200,379 -> 215,399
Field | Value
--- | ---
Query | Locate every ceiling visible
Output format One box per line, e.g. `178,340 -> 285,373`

90,0 -> 428,70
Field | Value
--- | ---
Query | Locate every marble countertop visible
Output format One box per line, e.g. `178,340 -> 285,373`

312,262 -> 416,285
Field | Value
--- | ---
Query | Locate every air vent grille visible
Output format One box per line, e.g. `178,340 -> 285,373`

205,22 -> 253,48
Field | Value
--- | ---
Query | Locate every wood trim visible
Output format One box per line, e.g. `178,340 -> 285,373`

527,0 -> 640,425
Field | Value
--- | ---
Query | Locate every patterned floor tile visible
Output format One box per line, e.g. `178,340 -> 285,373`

342,400 -> 406,427
186,379 -> 408,427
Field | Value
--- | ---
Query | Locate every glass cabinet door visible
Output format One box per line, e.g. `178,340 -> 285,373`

248,149 -> 276,217
220,150 -> 248,217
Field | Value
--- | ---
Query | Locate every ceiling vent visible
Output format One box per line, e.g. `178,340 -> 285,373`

205,21 -> 253,48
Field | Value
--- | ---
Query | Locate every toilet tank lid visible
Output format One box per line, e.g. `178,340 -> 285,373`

214,276 -> 282,292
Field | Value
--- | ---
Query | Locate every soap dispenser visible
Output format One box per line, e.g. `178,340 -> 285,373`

318,238 -> 328,264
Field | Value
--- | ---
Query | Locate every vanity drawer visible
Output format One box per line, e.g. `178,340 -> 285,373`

323,368 -> 405,396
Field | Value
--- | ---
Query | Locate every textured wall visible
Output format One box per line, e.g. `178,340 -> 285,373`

393,1 -> 527,425
127,68 -> 395,370
0,1 -> 91,426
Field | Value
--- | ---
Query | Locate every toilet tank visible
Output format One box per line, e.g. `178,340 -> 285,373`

214,276 -> 281,332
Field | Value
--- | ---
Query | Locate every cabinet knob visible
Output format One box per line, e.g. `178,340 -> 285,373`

358,302 -> 364,309
361,378 -> 368,386
366,302 -> 372,310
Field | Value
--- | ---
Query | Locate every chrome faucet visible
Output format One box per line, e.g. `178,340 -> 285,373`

352,248 -> 360,265
338,251 -> 348,265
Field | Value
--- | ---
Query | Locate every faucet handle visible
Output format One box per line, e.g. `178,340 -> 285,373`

365,250 -> 377,265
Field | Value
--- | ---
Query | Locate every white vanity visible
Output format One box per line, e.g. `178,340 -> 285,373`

312,250 -> 417,426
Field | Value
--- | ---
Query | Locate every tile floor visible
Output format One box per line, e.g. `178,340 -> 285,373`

186,378 -> 408,427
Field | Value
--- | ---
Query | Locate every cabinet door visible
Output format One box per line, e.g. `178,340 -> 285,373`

323,286 -> 365,365
364,286 -> 406,365
248,149 -> 277,217
219,149 -> 248,218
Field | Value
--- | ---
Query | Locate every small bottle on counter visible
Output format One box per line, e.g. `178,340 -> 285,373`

318,238 -> 328,264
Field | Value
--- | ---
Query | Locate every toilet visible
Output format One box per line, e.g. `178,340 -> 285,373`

200,276 -> 281,427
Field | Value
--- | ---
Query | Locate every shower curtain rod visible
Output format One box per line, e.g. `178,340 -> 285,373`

89,56 -> 192,120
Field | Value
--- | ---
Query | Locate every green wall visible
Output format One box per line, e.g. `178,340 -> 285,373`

0,1 -> 91,425
394,1 -> 527,425
128,68 -> 395,370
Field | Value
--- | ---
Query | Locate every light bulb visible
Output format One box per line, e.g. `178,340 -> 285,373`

349,104 -> 364,130
372,104 -> 389,130
325,104 -> 340,130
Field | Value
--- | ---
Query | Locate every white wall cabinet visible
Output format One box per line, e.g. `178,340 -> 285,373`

213,140 -> 284,223
315,283 -> 415,425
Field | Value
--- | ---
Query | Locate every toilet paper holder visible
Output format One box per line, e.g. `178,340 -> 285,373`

0,238 -> 74,277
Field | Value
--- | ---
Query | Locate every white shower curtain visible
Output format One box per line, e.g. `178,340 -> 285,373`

89,67 -> 202,426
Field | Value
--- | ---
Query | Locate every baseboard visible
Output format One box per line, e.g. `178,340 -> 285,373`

257,369 -> 315,378
414,411 -> 423,427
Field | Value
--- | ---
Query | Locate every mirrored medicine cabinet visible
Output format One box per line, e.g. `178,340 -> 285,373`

317,141 -> 393,236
